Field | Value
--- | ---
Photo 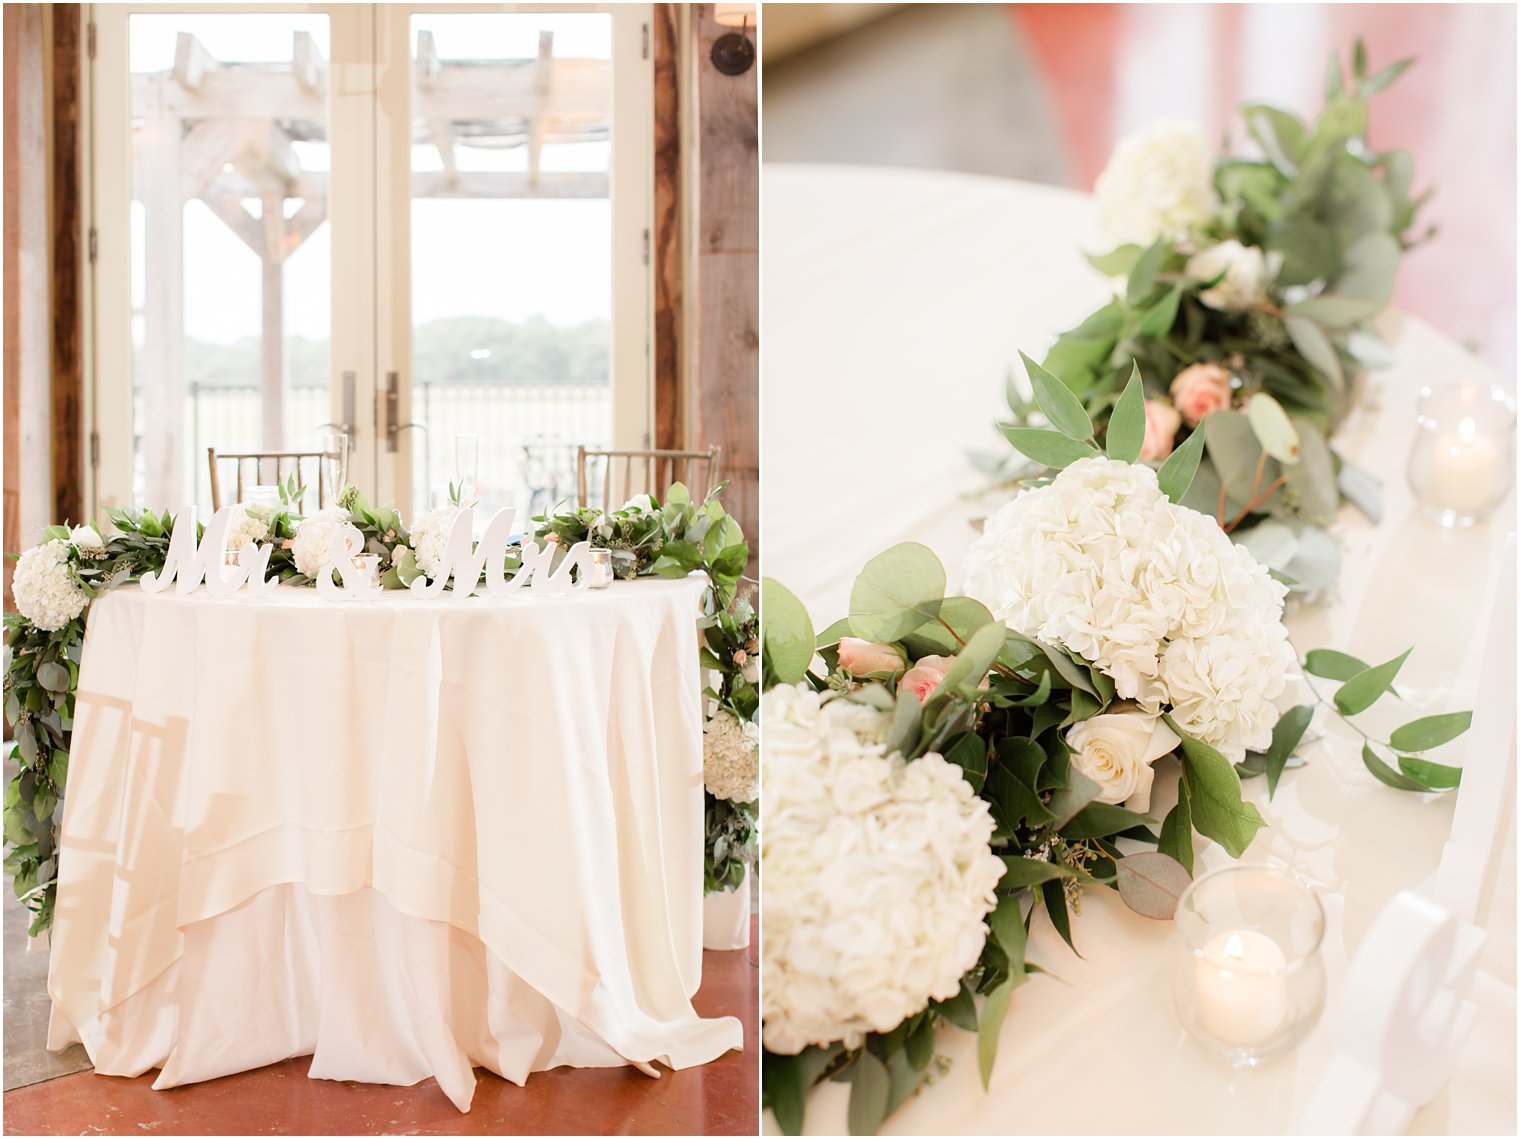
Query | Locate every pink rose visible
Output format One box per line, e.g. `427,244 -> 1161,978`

1169,363 -> 1233,426
837,637 -> 905,676
898,655 -> 954,703
733,649 -> 748,666
1140,399 -> 1182,461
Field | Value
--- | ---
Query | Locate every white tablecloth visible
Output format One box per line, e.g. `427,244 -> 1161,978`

46,576 -> 742,1111
762,163 -> 1516,1134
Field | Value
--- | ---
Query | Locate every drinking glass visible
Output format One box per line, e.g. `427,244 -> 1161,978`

321,432 -> 350,504
454,433 -> 480,503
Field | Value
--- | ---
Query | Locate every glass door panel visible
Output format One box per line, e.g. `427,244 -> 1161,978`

404,10 -> 614,516
123,11 -> 335,510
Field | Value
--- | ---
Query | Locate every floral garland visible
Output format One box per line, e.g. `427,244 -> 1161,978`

4,480 -> 756,937
988,41 -> 1426,593
760,374 -> 1470,1135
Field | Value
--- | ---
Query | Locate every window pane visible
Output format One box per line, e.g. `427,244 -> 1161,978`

408,12 -> 612,516
129,14 -> 332,510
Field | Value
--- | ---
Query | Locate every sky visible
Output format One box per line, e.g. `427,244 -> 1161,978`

128,12 -> 615,346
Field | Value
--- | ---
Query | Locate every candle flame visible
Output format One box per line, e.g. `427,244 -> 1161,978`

1458,417 -> 1479,443
1224,933 -> 1246,962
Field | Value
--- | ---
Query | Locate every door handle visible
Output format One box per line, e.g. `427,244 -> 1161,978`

382,370 -> 427,453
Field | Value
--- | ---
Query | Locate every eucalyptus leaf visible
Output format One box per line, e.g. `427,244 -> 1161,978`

1389,712 -> 1472,753
1247,393 -> 1301,464
1362,744 -> 1427,792
1169,721 -> 1265,858
761,578 -> 816,685
1020,352 -> 1094,441
977,980 -> 1015,1091
1156,420 -> 1208,504
1265,704 -> 1315,798
1105,364 -> 1146,464
1334,648 -> 1412,715
848,544 -> 946,643
1115,852 -> 1192,920
847,1050 -> 891,1137
1000,428 -> 1101,470
1397,755 -> 1462,790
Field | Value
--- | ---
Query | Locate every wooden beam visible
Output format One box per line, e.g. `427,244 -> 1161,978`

178,116 -> 252,200
139,74 -> 186,505
527,31 -> 553,187
50,5 -> 85,525
410,170 -> 607,199
173,31 -> 216,91
281,198 -> 328,261
197,183 -> 265,256
427,117 -> 459,190
292,30 -> 324,94
652,4 -> 683,452
134,58 -> 611,124
5,3 -> 52,611
689,4 -> 758,573
416,28 -> 440,88
260,189 -> 285,449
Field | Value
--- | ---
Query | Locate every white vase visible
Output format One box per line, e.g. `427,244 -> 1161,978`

702,866 -> 752,950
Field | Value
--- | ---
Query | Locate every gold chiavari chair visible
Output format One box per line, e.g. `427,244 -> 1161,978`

574,445 -> 722,510
207,448 -> 338,511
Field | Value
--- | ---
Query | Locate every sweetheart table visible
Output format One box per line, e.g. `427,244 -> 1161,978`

762,164 -> 1516,1134
44,575 -> 742,1111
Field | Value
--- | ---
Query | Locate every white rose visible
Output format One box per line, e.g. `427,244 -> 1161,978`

621,493 -> 656,514
1064,706 -> 1181,813
1094,121 -> 1219,248
69,525 -> 105,557
1185,240 -> 1280,312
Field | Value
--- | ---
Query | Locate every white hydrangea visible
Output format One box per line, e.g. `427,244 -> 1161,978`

964,458 -> 1294,759
411,506 -> 461,579
761,684 -> 1005,1055
69,525 -> 106,558
290,507 -> 350,579
226,503 -> 275,551
12,540 -> 87,631
1185,240 -> 1281,312
703,710 -> 759,803
621,493 -> 656,514
1094,121 -> 1219,248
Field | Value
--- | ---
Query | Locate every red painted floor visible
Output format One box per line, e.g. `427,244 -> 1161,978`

2,918 -> 758,1136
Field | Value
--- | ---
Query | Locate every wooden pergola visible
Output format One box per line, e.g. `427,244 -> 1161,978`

132,29 -> 611,505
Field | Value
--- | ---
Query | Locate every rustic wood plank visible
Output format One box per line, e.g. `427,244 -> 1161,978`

50,5 -> 85,525
652,3 -> 684,452
4,4 -> 52,612
689,4 -> 758,573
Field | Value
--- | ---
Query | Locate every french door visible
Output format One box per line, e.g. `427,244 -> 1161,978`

88,2 -> 653,520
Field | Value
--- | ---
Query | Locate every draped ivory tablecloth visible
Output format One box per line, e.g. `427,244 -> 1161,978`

45,575 -> 742,1111
762,164 -> 1516,1135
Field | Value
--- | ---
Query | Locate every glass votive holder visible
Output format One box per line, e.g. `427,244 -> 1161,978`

220,546 -> 243,583
350,554 -> 382,589
587,548 -> 615,589
1407,382 -> 1515,527
248,485 -> 282,513
1173,864 -> 1326,1067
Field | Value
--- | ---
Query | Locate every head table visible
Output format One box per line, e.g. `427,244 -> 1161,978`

762,164 -> 1515,1134
44,574 -> 742,1112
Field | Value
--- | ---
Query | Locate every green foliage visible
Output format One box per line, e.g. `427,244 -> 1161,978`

989,40 -> 1426,587
7,483 -> 758,935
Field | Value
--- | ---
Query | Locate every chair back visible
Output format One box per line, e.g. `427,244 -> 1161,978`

574,446 -> 721,510
207,448 -> 338,511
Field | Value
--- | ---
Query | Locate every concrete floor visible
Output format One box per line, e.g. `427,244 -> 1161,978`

3,888 -> 92,1092
3,916 -> 758,1135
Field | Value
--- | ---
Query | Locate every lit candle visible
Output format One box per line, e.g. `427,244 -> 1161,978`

1430,416 -> 1500,515
221,547 -> 242,583
587,548 -> 614,589
1194,930 -> 1289,1046
350,554 -> 381,588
